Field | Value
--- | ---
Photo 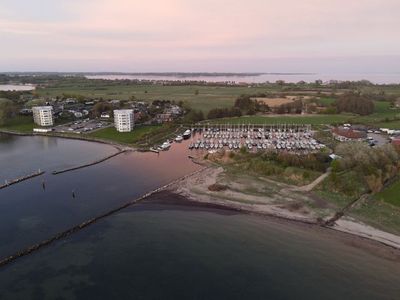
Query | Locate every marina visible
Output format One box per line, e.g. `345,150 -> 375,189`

186,124 -> 325,153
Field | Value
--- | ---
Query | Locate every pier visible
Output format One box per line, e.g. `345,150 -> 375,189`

52,150 -> 127,175
0,170 -> 45,190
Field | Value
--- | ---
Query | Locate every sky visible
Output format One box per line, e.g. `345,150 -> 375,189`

0,0 -> 399,73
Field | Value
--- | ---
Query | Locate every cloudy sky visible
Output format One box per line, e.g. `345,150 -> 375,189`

0,0 -> 399,72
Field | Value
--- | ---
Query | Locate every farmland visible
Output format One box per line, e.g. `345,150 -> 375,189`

36,84 -> 280,114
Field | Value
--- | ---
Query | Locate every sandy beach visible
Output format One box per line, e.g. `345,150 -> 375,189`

167,166 -> 400,252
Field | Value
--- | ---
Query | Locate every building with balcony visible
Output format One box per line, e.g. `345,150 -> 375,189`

32,106 -> 54,127
114,109 -> 134,132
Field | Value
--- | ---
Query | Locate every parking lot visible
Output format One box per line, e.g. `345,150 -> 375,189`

54,119 -> 112,134
367,132 -> 390,147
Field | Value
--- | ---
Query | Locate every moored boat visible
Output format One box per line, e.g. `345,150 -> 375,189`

175,135 -> 183,142
183,129 -> 192,139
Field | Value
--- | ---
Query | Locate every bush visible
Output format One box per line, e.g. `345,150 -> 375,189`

335,92 -> 374,115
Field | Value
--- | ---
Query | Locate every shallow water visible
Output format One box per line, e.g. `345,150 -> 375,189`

1,201 -> 400,299
0,134 -> 200,257
0,135 -> 400,299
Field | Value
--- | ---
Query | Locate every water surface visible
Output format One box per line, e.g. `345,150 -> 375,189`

0,134 -> 200,257
1,135 -> 399,299
0,200 -> 399,299
0,84 -> 35,91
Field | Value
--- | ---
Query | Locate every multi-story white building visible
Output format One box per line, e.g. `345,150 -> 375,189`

32,106 -> 54,127
114,109 -> 134,132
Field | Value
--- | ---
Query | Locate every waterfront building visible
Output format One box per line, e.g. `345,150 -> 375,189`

114,109 -> 134,132
32,106 -> 54,127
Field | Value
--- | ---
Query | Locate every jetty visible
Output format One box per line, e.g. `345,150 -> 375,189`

0,170 -> 45,190
0,166 -> 208,268
52,150 -> 127,175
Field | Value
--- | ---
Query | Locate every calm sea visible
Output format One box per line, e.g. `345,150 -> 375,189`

0,134 -> 399,299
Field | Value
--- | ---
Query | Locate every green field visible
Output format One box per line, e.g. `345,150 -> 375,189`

206,114 -> 353,125
205,101 -> 400,127
37,84 -> 280,114
317,97 -> 335,106
88,126 -> 163,145
374,180 -> 400,207
0,116 -> 35,133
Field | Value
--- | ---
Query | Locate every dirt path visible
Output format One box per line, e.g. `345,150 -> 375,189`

294,168 -> 331,192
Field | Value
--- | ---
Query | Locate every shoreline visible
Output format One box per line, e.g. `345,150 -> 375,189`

1,131 -> 399,258
168,166 -> 400,251
0,129 -> 134,152
141,190 -> 400,262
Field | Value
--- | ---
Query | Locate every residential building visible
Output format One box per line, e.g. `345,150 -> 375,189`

156,113 -> 173,123
32,106 -> 54,127
114,109 -> 134,132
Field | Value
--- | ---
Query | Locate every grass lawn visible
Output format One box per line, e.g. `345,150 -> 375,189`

374,179 -> 400,207
374,120 -> 400,129
317,97 -> 335,106
88,125 -> 163,145
0,116 -> 35,133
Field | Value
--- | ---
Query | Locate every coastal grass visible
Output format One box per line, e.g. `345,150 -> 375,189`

220,154 -> 323,186
347,197 -> 400,235
313,190 -> 355,209
374,179 -> 400,207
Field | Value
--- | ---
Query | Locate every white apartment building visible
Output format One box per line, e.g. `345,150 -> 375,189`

32,106 -> 54,127
114,109 -> 134,132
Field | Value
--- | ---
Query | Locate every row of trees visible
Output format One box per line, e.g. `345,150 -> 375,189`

207,107 -> 242,119
274,100 -> 303,114
335,92 -> 375,115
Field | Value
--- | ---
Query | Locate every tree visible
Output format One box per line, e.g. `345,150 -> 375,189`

336,92 -> 374,115
92,102 -> 112,118
0,99 -> 17,125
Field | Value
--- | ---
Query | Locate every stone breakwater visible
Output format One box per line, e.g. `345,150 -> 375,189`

0,171 -> 45,190
52,150 -> 127,175
0,166 -> 208,268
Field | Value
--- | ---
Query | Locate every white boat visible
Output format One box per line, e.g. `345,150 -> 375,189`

183,129 -> 192,139
160,141 -> 171,150
175,135 -> 183,142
